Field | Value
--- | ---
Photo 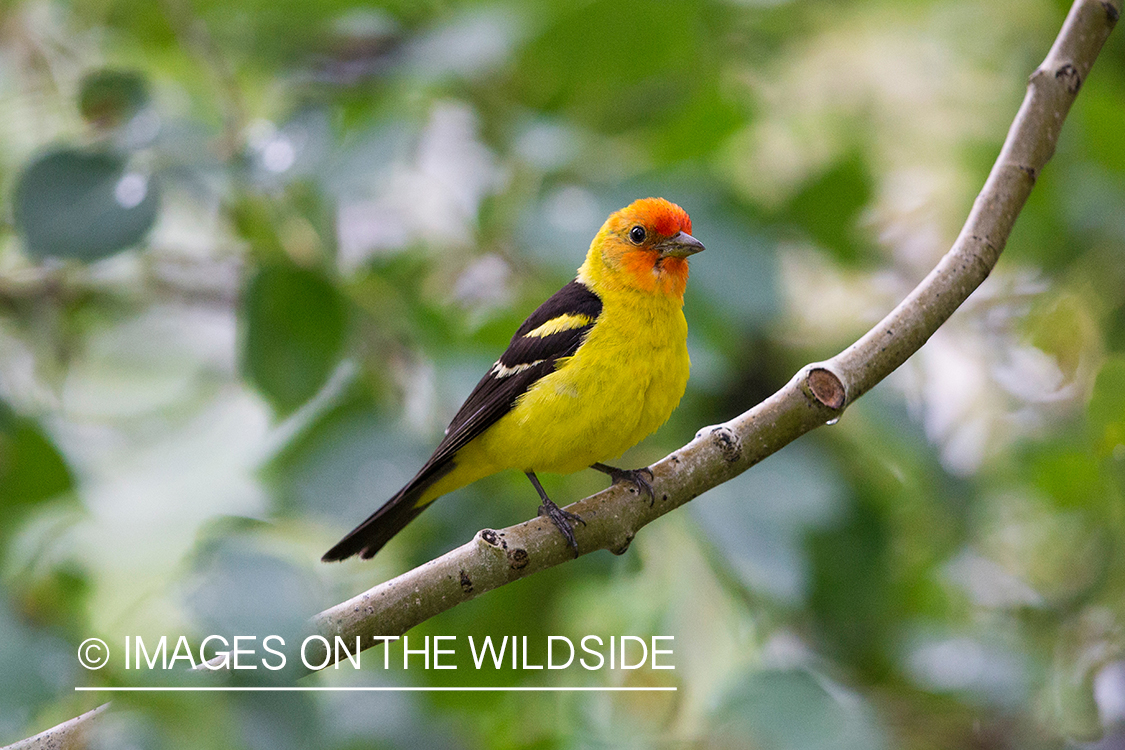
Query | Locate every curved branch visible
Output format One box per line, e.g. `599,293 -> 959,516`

309,0 -> 1121,666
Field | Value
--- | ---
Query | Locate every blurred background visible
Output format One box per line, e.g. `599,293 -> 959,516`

2,0 -> 1125,747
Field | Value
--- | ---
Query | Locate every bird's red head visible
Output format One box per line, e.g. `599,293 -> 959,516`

620,197 -> 693,238
582,197 -> 704,300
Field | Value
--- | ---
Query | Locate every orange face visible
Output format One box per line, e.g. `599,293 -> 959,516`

597,198 -> 703,299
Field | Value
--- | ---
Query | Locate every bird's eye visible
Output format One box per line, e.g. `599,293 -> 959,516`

629,226 -> 646,244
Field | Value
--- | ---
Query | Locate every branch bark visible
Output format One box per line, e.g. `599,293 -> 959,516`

7,0 -> 1119,744
2,704 -> 108,750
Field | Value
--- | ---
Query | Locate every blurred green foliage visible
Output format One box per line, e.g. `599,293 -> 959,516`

241,264 -> 348,414
0,400 -> 73,549
13,149 -> 159,261
1,0 -> 1125,748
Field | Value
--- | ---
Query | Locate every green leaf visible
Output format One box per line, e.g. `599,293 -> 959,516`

78,69 -> 149,129
784,153 -> 874,265
513,0 -> 712,133
1080,75 -> 1125,176
13,148 -> 159,261
650,83 -> 745,165
0,402 -> 74,520
807,495 -> 892,671
241,264 -> 348,415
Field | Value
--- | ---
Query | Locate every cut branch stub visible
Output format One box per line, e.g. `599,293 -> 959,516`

806,367 -> 846,410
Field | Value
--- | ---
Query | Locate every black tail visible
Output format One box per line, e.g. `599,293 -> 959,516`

321,461 -> 454,562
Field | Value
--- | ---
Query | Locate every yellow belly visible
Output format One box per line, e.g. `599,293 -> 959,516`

463,291 -> 690,476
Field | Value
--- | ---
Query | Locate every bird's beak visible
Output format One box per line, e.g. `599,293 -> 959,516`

657,231 -> 705,259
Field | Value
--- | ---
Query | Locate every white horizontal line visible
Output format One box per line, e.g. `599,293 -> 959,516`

75,686 -> 676,692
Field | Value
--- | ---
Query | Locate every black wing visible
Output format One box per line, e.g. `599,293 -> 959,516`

322,278 -> 602,561
434,278 -> 603,463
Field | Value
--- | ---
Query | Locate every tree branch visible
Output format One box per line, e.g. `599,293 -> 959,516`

308,0 -> 1121,667
1,704 -> 109,750
7,0 -> 1119,743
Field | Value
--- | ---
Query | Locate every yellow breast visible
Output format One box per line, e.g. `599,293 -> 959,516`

468,288 -> 690,475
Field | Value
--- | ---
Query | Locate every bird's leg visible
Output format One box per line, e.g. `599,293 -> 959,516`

591,462 -> 656,506
526,472 -> 584,556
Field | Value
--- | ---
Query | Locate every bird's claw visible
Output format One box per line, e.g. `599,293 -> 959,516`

537,499 -> 585,557
598,465 -> 656,506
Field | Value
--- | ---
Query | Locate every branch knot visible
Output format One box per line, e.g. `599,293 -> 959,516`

478,529 -> 502,548
709,426 -> 742,464
1055,62 -> 1082,93
507,547 -> 529,569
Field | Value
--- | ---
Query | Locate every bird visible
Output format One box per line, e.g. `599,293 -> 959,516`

322,197 -> 703,562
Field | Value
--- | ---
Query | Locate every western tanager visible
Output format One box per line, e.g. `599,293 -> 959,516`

322,197 -> 703,561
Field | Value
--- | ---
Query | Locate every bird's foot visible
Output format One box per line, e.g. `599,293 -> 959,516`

526,471 -> 584,556
591,463 -> 656,506
537,498 -> 585,557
